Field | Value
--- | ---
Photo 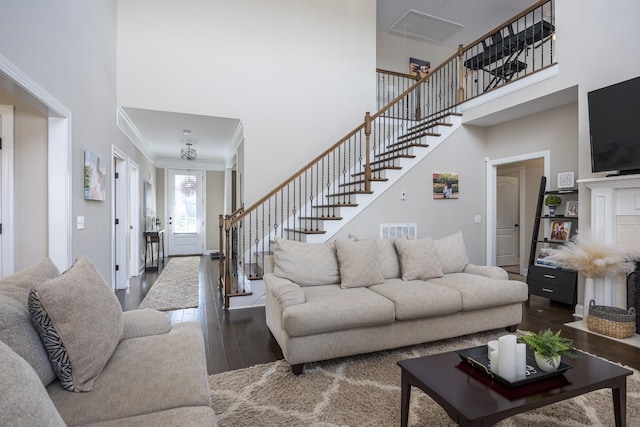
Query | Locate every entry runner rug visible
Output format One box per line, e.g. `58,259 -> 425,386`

138,256 -> 201,311
209,329 -> 640,426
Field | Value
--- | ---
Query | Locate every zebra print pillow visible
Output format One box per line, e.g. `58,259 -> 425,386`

28,290 -> 78,392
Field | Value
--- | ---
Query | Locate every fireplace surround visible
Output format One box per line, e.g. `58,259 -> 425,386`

578,175 -> 640,318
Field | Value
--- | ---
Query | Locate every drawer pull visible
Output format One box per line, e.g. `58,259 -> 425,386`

543,274 -> 556,279
542,288 -> 555,293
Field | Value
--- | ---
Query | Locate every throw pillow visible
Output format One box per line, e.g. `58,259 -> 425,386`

394,238 -> 444,281
28,256 -> 124,392
348,234 -> 401,279
0,340 -> 66,426
335,239 -> 384,288
273,237 -> 340,286
433,231 -> 469,273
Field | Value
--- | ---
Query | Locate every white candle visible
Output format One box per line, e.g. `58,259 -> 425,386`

498,334 -> 517,381
489,350 -> 499,373
516,343 -> 527,379
487,340 -> 499,358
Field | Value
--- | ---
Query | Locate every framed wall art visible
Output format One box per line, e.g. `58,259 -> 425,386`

433,173 -> 459,199
84,149 -> 105,201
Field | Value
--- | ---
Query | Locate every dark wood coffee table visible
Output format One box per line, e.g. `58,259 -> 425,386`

398,349 -> 632,426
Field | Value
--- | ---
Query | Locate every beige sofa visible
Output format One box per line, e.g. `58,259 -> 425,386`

0,256 -> 216,426
265,232 -> 529,374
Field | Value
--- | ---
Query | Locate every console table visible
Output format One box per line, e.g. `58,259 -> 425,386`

144,229 -> 165,271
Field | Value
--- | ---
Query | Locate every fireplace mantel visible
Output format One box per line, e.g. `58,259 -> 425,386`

577,175 -> 640,314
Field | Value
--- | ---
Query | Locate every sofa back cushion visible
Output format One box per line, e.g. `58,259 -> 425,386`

394,238 -> 443,280
433,231 -> 469,273
0,339 -> 66,427
29,256 -> 124,392
0,258 -> 60,386
273,237 -> 340,286
335,239 -> 384,288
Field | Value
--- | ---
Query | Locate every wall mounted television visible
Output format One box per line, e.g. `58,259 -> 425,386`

588,76 -> 640,175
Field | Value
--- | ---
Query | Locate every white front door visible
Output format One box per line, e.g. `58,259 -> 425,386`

167,169 -> 204,256
496,176 -> 519,266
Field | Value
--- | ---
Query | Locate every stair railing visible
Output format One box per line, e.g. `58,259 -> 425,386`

219,0 -> 554,308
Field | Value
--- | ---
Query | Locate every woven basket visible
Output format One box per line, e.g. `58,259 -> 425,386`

587,300 -> 636,339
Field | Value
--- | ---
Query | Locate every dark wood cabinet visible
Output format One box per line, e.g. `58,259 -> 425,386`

526,176 -> 578,305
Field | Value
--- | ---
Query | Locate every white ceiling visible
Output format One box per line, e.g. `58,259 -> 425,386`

123,0 -> 540,165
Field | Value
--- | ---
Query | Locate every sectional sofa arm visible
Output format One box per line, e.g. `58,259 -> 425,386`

264,273 -> 306,308
121,308 -> 172,340
462,264 -> 509,281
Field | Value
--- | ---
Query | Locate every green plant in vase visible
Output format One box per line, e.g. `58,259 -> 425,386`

519,328 -> 579,372
544,195 -> 562,216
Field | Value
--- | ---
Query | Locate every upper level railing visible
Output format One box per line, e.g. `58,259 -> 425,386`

219,0 -> 555,308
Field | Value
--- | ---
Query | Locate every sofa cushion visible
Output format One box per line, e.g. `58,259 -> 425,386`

369,279 -> 463,320
0,258 -> 60,386
427,273 -> 529,310
0,257 -> 61,309
47,322 -> 212,426
273,237 -> 340,286
433,231 -> 469,273
394,238 -> 443,280
29,256 -> 124,392
0,295 -> 58,386
282,285 -> 395,337
349,235 -> 401,279
335,239 -> 384,288
0,339 -> 66,427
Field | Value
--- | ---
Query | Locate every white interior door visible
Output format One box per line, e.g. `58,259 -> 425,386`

167,169 -> 204,256
496,176 -> 519,266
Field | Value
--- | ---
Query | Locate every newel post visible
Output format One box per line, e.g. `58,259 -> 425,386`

364,112 -> 372,192
457,44 -> 465,103
223,215 -> 232,308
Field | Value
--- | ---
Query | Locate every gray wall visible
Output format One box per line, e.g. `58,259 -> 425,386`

206,170 -> 225,252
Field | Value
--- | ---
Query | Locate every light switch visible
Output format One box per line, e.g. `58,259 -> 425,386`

77,216 -> 85,230
474,215 -> 481,223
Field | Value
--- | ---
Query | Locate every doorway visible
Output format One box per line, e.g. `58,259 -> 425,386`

486,151 -> 550,274
113,149 -> 128,290
166,168 -> 204,256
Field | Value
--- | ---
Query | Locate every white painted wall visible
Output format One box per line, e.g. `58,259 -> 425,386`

376,31 -> 455,74
117,0 -> 377,205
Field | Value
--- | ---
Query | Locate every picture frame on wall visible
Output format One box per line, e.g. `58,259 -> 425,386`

548,220 -> 571,242
433,173 -> 459,199
565,201 -> 578,216
84,149 -> 105,201
409,57 -> 431,78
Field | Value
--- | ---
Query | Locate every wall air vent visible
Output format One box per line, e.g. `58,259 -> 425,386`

380,223 -> 417,240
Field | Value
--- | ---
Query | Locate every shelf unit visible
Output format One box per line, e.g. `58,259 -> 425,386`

526,176 -> 578,305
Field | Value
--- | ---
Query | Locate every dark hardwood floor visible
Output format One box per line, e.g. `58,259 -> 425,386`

117,256 -> 640,374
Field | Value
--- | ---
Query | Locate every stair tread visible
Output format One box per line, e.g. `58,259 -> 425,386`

352,166 -> 402,177
298,216 -> 343,220
340,178 -> 388,186
313,203 -> 359,208
283,228 -> 327,235
326,190 -> 374,197
376,144 -> 429,157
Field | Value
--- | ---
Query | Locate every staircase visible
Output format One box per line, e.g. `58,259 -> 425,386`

219,0 -> 555,309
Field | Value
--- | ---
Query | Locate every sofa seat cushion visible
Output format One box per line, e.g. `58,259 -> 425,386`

427,273 -> 529,310
282,285 -> 395,337
48,322 -> 212,426
368,279 -> 463,320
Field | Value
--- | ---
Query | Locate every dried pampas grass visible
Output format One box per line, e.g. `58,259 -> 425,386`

545,231 -> 640,278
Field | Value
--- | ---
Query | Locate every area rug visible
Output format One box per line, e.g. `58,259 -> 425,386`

137,256 -> 200,311
209,329 -> 640,426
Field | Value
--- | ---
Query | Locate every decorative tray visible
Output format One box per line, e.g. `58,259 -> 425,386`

455,345 -> 572,387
